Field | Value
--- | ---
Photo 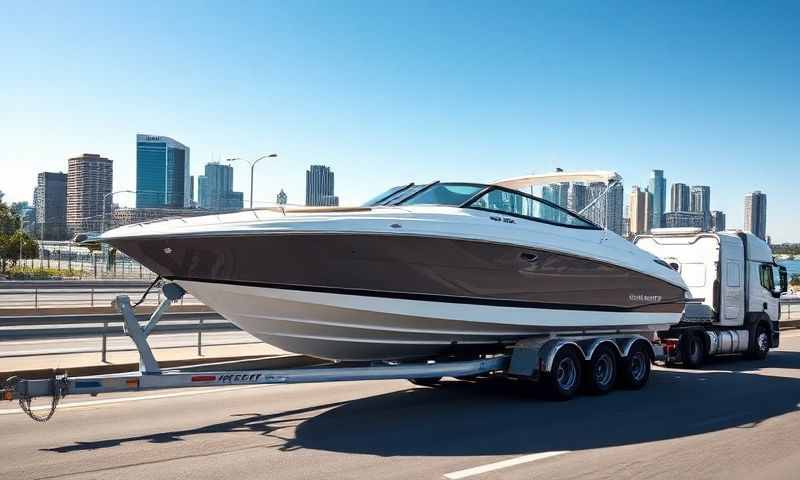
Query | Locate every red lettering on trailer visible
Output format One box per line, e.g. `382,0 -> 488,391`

191,375 -> 217,382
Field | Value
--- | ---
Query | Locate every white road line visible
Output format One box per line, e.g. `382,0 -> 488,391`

443,451 -> 570,479
0,384 -> 269,415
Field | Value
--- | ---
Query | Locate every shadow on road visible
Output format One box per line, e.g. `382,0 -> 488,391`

43,351 -> 800,457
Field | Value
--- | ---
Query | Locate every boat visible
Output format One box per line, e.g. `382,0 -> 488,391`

99,171 -> 689,361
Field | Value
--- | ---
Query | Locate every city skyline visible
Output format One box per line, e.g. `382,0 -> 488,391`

1,2 -> 798,241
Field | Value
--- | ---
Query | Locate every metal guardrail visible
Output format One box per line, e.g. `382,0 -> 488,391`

0,286 -> 202,309
781,296 -> 800,322
0,311 -> 252,362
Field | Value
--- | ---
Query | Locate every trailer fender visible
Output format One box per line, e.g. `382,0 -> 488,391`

578,338 -> 623,361
616,336 -> 657,362
540,339 -> 584,374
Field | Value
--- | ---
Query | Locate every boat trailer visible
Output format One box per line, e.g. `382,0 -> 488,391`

3,282 -> 659,422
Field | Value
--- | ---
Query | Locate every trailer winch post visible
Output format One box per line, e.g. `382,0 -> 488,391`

113,282 -> 187,374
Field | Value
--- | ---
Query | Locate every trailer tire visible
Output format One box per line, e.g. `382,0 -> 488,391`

584,344 -> 617,395
680,332 -> 705,368
408,377 -> 442,387
619,341 -> 651,389
745,323 -> 770,361
542,346 -> 582,400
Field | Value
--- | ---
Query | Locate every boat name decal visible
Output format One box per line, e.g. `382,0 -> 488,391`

490,216 -> 516,224
628,294 -> 663,303
217,373 -> 262,384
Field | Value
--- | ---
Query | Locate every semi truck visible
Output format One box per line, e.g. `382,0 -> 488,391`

636,228 -> 788,368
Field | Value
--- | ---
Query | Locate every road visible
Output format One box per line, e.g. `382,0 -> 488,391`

3,332 -> 800,479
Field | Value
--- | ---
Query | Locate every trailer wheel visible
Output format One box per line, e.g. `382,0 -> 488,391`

680,332 -> 705,368
619,341 -> 651,389
409,377 -> 442,387
584,344 -> 617,395
543,347 -> 582,400
745,323 -> 770,360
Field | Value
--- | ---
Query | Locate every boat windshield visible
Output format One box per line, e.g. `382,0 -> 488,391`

396,183 -> 485,207
362,183 -> 415,206
467,187 -> 599,229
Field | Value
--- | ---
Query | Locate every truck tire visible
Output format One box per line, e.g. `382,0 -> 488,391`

542,347 -> 582,400
619,341 -> 651,389
744,323 -> 770,360
409,377 -> 442,387
584,344 -> 617,395
680,332 -> 705,368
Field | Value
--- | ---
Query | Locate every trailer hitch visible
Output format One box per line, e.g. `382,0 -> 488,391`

3,371 -> 69,422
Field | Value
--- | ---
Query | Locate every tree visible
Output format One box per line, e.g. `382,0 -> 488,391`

0,230 -> 38,272
791,274 -> 800,287
0,201 -> 20,235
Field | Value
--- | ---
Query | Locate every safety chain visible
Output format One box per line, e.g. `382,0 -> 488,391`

5,373 -> 68,423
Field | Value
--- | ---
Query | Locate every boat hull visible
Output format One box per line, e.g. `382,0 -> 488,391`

107,232 -> 687,360
179,279 -> 682,361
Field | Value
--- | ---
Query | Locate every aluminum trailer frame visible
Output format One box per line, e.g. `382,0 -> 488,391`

3,282 -> 660,421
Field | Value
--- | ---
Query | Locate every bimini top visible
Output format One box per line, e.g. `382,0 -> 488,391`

493,171 -> 621,190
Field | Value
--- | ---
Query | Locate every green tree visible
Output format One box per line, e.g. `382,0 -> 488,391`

0,231 -> 38,272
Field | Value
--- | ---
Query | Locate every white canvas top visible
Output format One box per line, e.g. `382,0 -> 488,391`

492,171 -> 621,190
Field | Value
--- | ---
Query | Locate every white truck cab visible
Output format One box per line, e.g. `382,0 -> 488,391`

634,228 -> 788,366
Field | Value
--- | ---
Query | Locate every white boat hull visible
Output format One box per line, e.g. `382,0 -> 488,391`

180,280 -> 681,361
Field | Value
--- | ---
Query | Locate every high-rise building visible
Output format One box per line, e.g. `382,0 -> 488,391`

33,172 -> 68,240
584,182 -> 624,235
189,175 -> 195,207
690,185 -> 711,230
276,189 -> 288,205
664,211 -> 705,229
643,188 -> 653,232
670,183 -> 690,212
628,185 -> 651,236
648,170 -> 666,228
197,162 -> 244,211
135,134 -> 191,209
66,154 -> 113,234
568,183 -> 587,213
306,165 -> 339,206
711,210 -> 726,232
744,191 -> 767,240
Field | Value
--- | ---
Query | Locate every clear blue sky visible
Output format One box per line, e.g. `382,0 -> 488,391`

1,1 -> 797,241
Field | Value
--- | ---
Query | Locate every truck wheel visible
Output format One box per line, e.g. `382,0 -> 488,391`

584,344 -> 617,395
409,377 -> 442,387
619,341 -> 651,389
680,332 -> 705,368
543,347 -> 582,400
745,324 -> 770,360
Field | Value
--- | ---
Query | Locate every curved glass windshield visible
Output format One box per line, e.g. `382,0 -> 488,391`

468,188 -> 598,229
397,183 -> 485,207
362,184 -> 414,206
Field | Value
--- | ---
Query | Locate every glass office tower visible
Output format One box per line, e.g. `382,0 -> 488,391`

136,134 -> 191,209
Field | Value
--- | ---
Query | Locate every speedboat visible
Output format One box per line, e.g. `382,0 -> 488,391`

100,171 -> 688,361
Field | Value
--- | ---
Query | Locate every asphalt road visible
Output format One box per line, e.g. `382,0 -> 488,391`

4,332 -> 800,480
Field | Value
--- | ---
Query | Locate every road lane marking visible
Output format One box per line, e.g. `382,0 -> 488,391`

443,451 -> 570,479
0,384 -> 269,415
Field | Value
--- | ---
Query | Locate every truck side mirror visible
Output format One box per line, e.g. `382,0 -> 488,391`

778,266 -> 788,295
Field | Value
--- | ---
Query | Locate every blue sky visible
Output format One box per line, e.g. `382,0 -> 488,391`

1,1 -> 798,241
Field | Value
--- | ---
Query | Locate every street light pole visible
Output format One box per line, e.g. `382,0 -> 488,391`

226,154 -> 278,209
102,190 -> 136,233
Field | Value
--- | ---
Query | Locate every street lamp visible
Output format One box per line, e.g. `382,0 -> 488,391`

102,190 -> 136,233
226,154 -> 278,209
